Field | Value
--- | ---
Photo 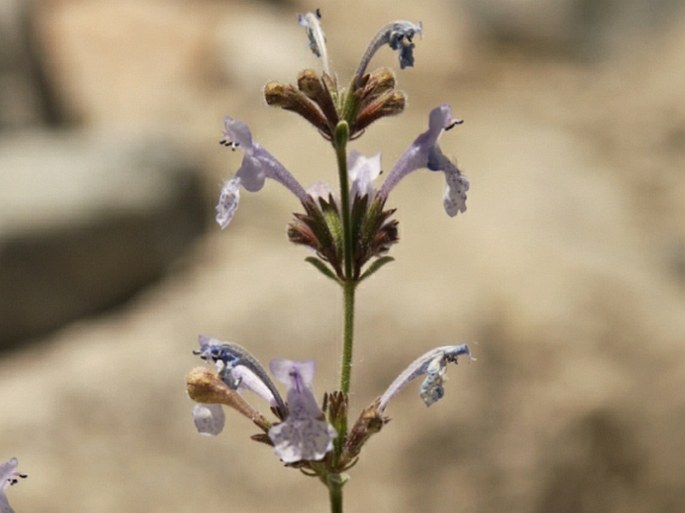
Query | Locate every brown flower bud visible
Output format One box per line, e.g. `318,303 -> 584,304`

264,81 -> 331,138
354,90 -> 406,133
186,367 -> 271,431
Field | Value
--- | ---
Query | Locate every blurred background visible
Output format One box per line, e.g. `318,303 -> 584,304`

1,0 -> 684,512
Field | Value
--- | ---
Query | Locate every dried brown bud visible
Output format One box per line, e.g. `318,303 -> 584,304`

354,90 -> 406,133
264,81 -> 331,138
359,67 -> 396,102
186,367 -> 271,431
297,70 -> 340,131
340,398 -> 388,468
297,69 -> 325,99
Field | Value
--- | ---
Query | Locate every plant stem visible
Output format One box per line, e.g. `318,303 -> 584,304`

328,475 -> 344,513
339,280 -> 356,394
335,121 -> 353,282
334,121 -> 356,398
331,121 -> 355,513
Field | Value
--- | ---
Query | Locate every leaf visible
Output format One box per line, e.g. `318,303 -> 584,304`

305,257 -> 341,284
358,256 -> 394,282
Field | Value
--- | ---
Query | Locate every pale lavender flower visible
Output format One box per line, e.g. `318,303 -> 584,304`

348,150 -> 382,199
268,360 -> 337,463
303,151 -> 381,203
217,117 -> 308,229
355,21 -> 423,84
1,458 -> 26,513
379,344 -> 471,410
379,104 -> 469,217
192,403 -> 225,436
305,180 -> 334,201
195,336 -> 287,415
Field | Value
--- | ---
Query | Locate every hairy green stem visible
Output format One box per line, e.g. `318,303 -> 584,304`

335,121 -> 353,281
334,121 -> 356,398
328,475 -> 344,513
330,122 -> 356,513
339,280 -> 356,394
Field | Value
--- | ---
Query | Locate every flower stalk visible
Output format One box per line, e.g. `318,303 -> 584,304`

187,11 -> 474,513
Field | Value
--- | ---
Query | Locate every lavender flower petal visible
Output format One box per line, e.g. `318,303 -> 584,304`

306,181 -> 334,201
379,104 -> 468,217
268,359 -> 336,463
218,117 -> 308,228
348,150 -> 382,199
192,403 -> 226,436
1,458 -> 26,513
379,344 -> 471,411
387,21 -> 423,69
216,177 -> 241,229
355,21 -> 423,84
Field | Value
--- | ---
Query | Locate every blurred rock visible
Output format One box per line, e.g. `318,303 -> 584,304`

462,0 -> 685,58
0,0 -> 69,129
0,131 -> 207,348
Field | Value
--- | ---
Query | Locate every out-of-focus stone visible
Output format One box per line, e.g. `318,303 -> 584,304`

0,131 -> 207,348
0,0 -> 68,129
462,0 -> 685,58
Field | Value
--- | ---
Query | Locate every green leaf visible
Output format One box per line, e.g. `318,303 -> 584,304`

358,256 -> 395,282
305,257 -> 341,284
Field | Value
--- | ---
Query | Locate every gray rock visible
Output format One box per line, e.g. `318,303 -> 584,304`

0,131 -> 207,347
462,0 -> 685,58
0,0 -> 68,129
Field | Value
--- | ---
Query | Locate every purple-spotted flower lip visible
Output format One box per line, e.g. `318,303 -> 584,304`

379,104 -> 469,217
1,457 -> 26,513
217,117 -> 308,229
267,359 -> 337,463
378,344 -> 472,411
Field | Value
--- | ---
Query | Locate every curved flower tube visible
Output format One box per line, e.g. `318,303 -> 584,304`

195,336 -> 287,416
378,344 -> 472,410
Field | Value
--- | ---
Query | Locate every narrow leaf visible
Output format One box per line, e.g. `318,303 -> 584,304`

305,257 -> 341,283
359,256 -> 395,282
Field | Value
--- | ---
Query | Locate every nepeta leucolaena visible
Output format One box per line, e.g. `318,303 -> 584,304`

186,11 -> 473,513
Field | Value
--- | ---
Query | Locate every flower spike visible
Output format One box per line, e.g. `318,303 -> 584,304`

379,344 -> 472,410
217,117 -> 308,229
379,104 -> 469,217
268,360 -> 337,463
1,457 -> 27,513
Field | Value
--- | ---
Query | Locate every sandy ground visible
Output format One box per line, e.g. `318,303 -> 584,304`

1,1 -> 684,512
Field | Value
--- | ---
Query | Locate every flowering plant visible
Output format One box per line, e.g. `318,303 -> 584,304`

186,11 -> 472,513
